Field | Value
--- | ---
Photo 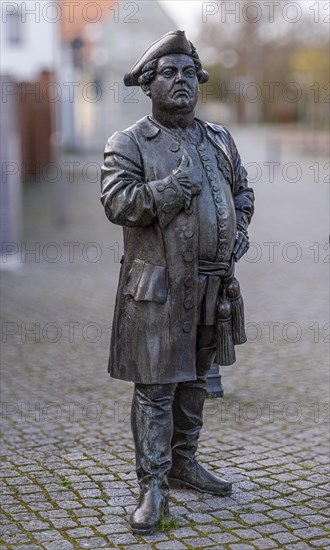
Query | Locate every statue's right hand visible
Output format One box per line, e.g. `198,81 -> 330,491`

174,156 -> 202,196
184,166 -> 202,195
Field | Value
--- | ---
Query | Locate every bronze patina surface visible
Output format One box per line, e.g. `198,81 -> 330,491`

101,30 -> 255,534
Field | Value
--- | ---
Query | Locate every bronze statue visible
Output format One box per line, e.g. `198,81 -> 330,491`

101,30 -> 254,535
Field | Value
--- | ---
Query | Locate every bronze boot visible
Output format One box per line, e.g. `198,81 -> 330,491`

169,346 -> 232,497
130,383 -> 173,534
130,478 -> 169,535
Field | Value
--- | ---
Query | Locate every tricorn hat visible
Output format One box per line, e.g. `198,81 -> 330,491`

124,30 -> 208,86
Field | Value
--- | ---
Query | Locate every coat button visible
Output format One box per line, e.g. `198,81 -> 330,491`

184,276 -> 194,288
215,197 -> 222,203
156,183 -> 165,192
183,251 -> 194,262
185,205 -> 193,215
184,228 -> 194,238
184,298 -> 194,309
182,321 -> 192,333
170,142 -> 180,152
212,185 -> 218,191
226,162 -> 230,170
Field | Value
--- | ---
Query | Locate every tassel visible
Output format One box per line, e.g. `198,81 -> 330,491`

226,278 -> 247,345
216,289 -> 236,366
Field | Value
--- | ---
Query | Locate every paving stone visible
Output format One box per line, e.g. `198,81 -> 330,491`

233,528 -> 263,540
142,532 -> 170,542
271,531 -> 300,544
72,536 -> 108,548
293,527 -> 327,539
12,545 -> 43,550
20,520 -> 51,531
43,541 -> 74,550
73,508 -> 100,517
32,530 -> 65,542
265,509 -> 294,520
57,501 -> 82,510
286,543 -> 318,550
65,526 -> 95,537
219,520 -> 245,530
254,538 -> 279,549
302,514 -> 329,525
78,516 -> 101,526
106,533 -> 138,545
155,542 -> 187,550
96,523 -> 129,535
306,539 -> 330,549
255,523 -> 286,534
229,544 -> 257,550
287,505 -> 316,515
182,537 -> 215,548
49,518 -> 78,529
0,523 -> 21,534
239,512 -> 269,525
185,512 -> 215,523
208,532 -> 239,544
282,517 -> 309,529
169,527 -> 199,537
1,534 -> 31,544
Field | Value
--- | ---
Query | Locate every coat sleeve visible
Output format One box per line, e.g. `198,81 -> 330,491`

225,129 -> 255,233
100,131 -> 186,228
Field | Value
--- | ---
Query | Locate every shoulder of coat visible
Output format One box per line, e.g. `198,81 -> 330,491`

104,128 -> 140,155
129,116 -> 160,139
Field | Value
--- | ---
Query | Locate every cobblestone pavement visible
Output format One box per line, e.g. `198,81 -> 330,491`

1,127 -> 329,549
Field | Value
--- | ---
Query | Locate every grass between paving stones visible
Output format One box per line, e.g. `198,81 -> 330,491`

157,515 -> 180,532
60,475 -> 73,489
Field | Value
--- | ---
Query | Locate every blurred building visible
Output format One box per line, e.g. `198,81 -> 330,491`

59,0 -> 176,152
0,0 -> 60,266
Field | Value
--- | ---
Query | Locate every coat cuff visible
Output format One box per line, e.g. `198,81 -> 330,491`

148,175 -> 185,228
236,211 -> 249,233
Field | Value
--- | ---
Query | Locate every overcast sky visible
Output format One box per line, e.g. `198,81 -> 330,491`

159,0 -> 326,39
159,1 -> 205,37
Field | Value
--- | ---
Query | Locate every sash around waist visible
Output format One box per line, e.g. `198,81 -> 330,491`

198,258 -> 231,276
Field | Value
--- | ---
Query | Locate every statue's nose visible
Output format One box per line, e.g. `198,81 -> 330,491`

176,70 -> 185,82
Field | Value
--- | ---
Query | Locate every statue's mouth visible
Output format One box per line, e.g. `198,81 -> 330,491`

173,89 -> 190,97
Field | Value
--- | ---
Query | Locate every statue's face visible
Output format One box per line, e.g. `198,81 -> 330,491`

147,53 -> 198,114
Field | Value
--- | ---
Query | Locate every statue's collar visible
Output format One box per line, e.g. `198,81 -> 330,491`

136,115 -> 224,139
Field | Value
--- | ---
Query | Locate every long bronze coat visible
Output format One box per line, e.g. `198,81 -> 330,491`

101,116 -> 254,384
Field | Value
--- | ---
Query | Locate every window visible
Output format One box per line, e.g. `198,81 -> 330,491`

7,13 -> 23,45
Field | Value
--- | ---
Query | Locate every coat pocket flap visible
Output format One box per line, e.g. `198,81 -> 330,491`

124,259 -> 168,304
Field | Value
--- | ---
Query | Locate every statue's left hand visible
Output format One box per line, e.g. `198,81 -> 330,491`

233,230 -> 249,261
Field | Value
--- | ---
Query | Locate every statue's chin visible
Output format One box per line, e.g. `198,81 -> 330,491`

172,97 -> 196,113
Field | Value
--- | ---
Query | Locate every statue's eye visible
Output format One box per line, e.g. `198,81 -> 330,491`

162,69 -> 174,77
185,68 -> 196,77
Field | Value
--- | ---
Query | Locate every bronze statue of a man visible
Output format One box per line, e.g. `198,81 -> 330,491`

101,30 -> 254,534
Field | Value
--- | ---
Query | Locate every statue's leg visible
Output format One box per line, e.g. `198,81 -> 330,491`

169,325 -> 232,496
130,382 -> 175,534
